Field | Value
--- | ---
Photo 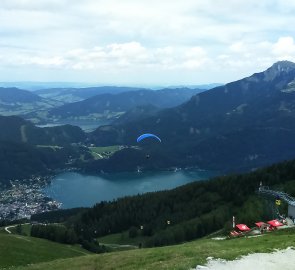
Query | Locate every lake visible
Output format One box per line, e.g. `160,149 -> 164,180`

37,119 -> 110,132
43,170 -> 217,208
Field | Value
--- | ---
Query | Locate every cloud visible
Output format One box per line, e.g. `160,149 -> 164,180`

212,36 -> 295,78
1,36 -> 295,84
0,41 -> 211,73
272,37 -> 295,59
0,0 -> 295,84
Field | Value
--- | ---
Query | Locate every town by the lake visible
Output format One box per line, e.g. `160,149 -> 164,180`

0,176 -> 61,220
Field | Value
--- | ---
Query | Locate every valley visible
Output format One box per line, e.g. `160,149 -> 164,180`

2,61 -> 295,219
2,1 -> 295,269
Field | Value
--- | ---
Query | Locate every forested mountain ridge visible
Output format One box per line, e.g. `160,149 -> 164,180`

0,141 -> 86,186
90,61 -> 295,172
0,115 -> 86,145
48,88 -> 205,120
35,86 -> 150,102
0,115 -> 88,184
0,87 -> 41,103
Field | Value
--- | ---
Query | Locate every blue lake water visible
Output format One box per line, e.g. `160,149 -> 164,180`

37,120 -> 109,132
44,170 -> 217,208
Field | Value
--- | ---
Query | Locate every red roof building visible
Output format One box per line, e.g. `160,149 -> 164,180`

267,220 -> 283,227
236,224 -> 251,231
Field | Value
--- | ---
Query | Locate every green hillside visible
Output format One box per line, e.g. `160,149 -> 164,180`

11,228 -> 295,270
0,228 -> 89,269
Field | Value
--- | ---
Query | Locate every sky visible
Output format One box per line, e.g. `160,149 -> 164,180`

0,0 -> 295,86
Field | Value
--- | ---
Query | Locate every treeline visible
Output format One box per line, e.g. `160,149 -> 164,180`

31,224 -> 78,244
30,224 -> 108,253
0,218 -> 29,227
31,208 -> 87,223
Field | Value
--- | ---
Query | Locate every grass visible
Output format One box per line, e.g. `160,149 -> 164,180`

89,145 -> 122,159
10,228 -> 295,270
97,231 -> 150,252
0,227 -> 89,269
8,224 -> 32,236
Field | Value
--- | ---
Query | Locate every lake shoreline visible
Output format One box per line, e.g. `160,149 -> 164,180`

44,169 -> 218,209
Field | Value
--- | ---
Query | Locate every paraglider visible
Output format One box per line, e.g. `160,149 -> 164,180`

136,133 -> 161,159
136,133 -> 161,143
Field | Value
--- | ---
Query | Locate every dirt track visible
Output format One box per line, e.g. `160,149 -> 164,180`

195,247 -> 295,270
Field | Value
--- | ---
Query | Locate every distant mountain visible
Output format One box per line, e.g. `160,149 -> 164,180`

0,87 -> 41,103
0,82 -> 99,91
166,83 -> 223,90
90,61 -> 295,172
0,87 -> 63,116
35,86 -> 150,103
48,88 -> 205,121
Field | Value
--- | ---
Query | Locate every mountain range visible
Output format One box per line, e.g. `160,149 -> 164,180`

90,61 -> 295,172
35,86 -> 150,103
0,87 -> 63,116
48,88 -> 205,120
2,61 -> 295,175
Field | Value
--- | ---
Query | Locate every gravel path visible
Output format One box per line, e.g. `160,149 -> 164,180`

195,247 -> 295,270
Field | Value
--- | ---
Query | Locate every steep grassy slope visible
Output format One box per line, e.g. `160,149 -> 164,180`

0,229 -> 89,269
13,228 -> 295,270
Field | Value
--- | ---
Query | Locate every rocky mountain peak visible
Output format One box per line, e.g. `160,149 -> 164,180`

271,60 -> 295,71
262,61 -> 295,81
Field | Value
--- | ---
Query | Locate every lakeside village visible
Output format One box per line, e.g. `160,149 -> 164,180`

0,176 -> 61,220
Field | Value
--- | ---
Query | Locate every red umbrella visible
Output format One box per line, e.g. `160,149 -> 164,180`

267,220 -> 283,227
255,222 -> 266,227
236,224 -> 251,231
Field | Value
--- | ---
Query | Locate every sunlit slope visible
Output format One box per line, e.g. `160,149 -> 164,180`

0,230 -> 89,269
14,228 -> 295,270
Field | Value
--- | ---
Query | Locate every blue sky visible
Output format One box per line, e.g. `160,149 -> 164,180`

0,0 -> 295,86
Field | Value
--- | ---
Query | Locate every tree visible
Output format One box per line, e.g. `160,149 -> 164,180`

16,224 -> 22,234
128,226 -> 138,238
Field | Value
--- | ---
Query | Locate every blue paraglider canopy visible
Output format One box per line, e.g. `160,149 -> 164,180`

137,133 -> 161,143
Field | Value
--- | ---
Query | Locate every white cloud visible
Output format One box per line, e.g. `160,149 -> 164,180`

0,0 -> 295,84
272,37 -> 295,59
230,42 -> 246,53
0,0 -> 67,11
